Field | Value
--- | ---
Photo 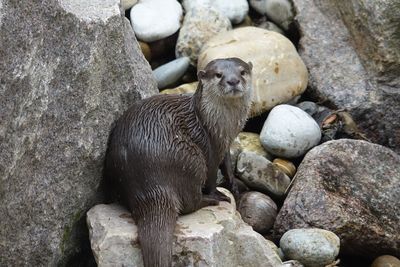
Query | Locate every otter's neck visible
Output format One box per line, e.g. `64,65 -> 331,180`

192,83 -> 251,158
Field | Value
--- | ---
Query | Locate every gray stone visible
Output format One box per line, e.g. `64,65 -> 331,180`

282,260 -> 305,267
153,57 -> 190,89
296,101 -> 318,116
175,6 -> 232,66
274,139 -> 400,258
238,191 -> 278,234
0,0 -> 157,265
236,151 -> 291,198
250,0 -> 294,30
87,194 -> 284,266
293,0 -> 400,153
280,228 -> 340,267
260,104 -> 321,158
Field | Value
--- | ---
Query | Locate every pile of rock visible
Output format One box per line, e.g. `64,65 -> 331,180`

85,0 -> 400,266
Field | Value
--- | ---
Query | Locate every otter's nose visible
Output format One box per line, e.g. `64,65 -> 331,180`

226,78 -> 240,86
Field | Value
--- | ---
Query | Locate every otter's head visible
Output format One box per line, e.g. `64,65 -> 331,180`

197,58 -> 253,100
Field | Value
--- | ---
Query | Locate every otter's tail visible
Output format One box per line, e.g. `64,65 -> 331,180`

137,201 -> 177,267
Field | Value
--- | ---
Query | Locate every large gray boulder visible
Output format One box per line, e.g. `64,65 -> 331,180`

0,0 -> 157,266
293,0 -> 400,153
274,139 -> 400,259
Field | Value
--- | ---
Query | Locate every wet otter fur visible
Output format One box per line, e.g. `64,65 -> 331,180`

105,58 -> 253,267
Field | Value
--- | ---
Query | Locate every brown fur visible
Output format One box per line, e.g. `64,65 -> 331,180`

105,58 -> 252,267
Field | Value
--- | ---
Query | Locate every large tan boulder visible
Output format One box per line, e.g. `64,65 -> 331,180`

198,27 -> 308,117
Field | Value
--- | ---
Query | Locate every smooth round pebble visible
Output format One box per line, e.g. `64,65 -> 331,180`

236,151 -> 291,198
138,41 -> 151,62
121,0 -> 138,10
296,101 -> 318,116
282,260 -> 304,267
371,255 -> 400,267
237,132 -> 273,160
152,57 -> 190,89
249,0 -> 294,30
260,104 -> 321,158
160,81 -> 197,95
130,0 -> 182,42
273,158 -> 296,178
280,228 -> 340,267
238,191 -> 277,234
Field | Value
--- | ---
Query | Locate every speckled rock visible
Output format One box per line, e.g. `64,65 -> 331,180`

176,6 -> 231,65
198,27 -> 308,117
152,57 -> 190,89
160,81 -> 198,95
280,228 -> 340,267
0,0 -> 157,265
260,104 -> 321,158
238,191 -> 277,234
236,151 -> 291,198
130,0 -> 182,42
182,0 -> 248,24
274,139 -> 400,258
250,0 -> 294,30
371,255 -> 400,267
87,191 -> 284,266
293,0 -> 400,153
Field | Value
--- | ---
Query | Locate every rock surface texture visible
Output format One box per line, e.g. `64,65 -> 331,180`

0,0 -> 157,265
293,0 -> 400,153
198,27 -> 308,117
274,139 -> 400,259
176,6 -> 232,65
87,201 -> 284,267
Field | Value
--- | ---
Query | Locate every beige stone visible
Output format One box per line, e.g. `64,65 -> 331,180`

160,81 -> 198,95
198,27 -> 308,117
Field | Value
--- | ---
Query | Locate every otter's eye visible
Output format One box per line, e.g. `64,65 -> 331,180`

215,73 -> 222,78
240,70 -> 246,76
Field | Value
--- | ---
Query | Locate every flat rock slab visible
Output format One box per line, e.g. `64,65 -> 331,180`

274,139 -> 400,259
88,200 -> 283,267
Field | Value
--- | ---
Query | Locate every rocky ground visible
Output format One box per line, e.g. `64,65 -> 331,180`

1,0 -> 399,266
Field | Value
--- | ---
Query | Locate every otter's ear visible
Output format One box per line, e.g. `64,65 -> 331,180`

197,70 -> 206,80
247,62 -> 253,71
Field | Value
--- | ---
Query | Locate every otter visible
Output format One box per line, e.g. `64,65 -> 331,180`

105,58 -> 253,267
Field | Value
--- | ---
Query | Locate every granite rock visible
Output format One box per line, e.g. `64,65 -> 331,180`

176,6 -> 231,65
293,0 -> 400,153
274,139 -> 400,259
0,0 -> 157,265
